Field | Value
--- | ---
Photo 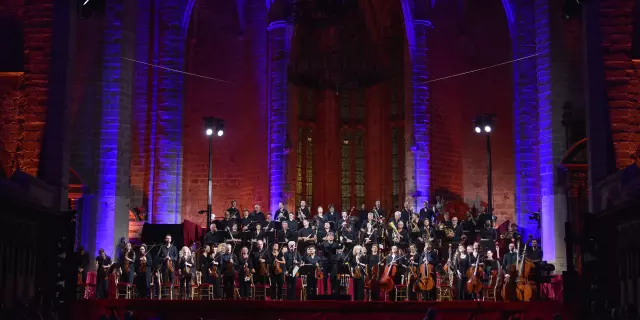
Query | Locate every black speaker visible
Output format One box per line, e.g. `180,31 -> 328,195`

307,294 -> 351,301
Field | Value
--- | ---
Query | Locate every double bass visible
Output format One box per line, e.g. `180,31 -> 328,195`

379,254 -> 399,293
465,253 -> 483,294
516,236 -> 533,301
365,253 -> 384,289
416,253 -> 435,292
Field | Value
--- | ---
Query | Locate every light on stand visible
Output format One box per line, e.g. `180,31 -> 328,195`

473,114 -> 496,217
203,117 -> 225,228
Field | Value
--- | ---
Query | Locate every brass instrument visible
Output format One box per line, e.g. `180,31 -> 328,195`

410,220 -> 420,233
298,206 -> 306,220
388,222 -> 401,243
500,230 -> 514,240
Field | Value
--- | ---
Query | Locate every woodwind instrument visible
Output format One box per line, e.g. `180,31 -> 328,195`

388,222 -> 400,243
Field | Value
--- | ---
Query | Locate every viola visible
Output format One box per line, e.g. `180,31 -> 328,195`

140,256 -> 147,273
353,255 -> 362,279
273,250 -> 283,275
123,250 -> 133,274
315,264 -> 324,279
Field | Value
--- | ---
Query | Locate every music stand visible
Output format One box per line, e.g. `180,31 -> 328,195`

299,264 -> 316,277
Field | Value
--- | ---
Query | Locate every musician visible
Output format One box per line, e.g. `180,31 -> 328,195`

351,245 -> 366,300
297,200 -> 310,221
115,237 -> 126,263
135,244 -> 152,298
227,200 -> 241,222
483,249 -> 499,284
75,246 -> 90,285
356,203 -> 368,230
157,234 -> 178,284
220,211 -> 236,230
278,221 -> 296,244
503,243 -> 518,272
204,223 -> 224,247
209,245 -> 223,297
237,247 -> 253,299
462,212 -> 478,241
390,211 -> 403,229
437,211 -> 452,227
391,221 -> 409,250
453,244 -> 470,300
372,200 -> 384,220
501,223 -> 521,246
469,243 -> 481,266
479,220 -> 497,243
119,242 -> 135,284
366,244 -> 382,300
419,200 -> 436,224
240,209 -> 252,231
297,219 -> 315,252
476,208 -> 494,230
252,222 -> 265,244
95,248 -> 112,299
401,201 -> 412,223
304,246 -> 321,299
449,217 -> 463,244
317,222 -> 332,242
251,240 -> 270,285
284,241 -> 302,300
326,204 -> 339,226
314,206 -> 327,228
337,211 -> 351,231
218,244 -> 237,299
362,211 -> 378,230
404,244 -> 420,301
287,212 -> 299,232
386,245 -> 402,301
224,223 -> 242,248
339,221 -> 356,251
251,204 -> 266,223
361,222 -> 378,252
419,219 -> 435,248
526,239 -> 543,263
262,214 -> 276,237
275,202 -> 289,222
421,242 -> 438,300
270,243 -> 286,300
198,245 -> 213,285
321,232 -> 340,294
178,246 -> 195,299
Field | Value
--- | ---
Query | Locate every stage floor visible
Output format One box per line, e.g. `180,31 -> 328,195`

72,299 -> 574,320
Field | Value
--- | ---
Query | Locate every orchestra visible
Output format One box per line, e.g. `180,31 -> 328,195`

78,199 -> 547,302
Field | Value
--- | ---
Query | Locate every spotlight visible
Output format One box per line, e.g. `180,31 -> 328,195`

473,114 -> 495,134
217,129 -> 224,137
206,128 -> 213,136
475,127 -> 481,133
203,117 -> 224,138
484,126 -> 492,133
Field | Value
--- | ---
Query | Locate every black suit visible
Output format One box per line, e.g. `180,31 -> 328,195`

322,241 -> 340,294
157,245 -> 178,284
284,250 -> 302,300
304,255 -> 320,298
419,207 -> 436,223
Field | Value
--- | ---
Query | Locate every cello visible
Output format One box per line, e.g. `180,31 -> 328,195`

379,254 -> 399,293
465,253 -> 483,295
516,236 -> 533,301
415,254 -> 435,292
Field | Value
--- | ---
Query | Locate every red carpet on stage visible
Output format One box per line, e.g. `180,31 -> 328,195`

72,300 -> 574,320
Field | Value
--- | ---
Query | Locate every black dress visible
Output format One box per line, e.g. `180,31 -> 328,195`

352,255 -> 366,300
135,253 -> 152,298
454,254 -> 470,300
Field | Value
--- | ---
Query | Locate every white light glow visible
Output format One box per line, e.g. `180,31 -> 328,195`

205,128 -> 213,136
217,130 -> 224,137
484,126 -> 492,133
475,127 -> 481,133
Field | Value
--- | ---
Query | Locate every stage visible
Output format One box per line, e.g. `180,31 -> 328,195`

72,300 -> 574,320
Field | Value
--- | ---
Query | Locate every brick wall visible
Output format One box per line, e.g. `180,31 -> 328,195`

181,0 -> 269,224
600,0 -> 640,170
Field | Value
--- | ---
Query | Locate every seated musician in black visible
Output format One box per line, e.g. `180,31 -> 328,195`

220,211 -> 236,231
479,220 -> 497,245
314,206 -> 327,229
449,217 -> 463,245
339,222 -> 356,251
275,202 -> 289,223
321,232 -> 340,294
251,240 -> 270,285
325,205 -> 339,227
283,241 -> 302,300
237,247 -> 253,299
420,243 -> 439,300
218,244 -> 237,299
337,211 -> 350,232
252,223 -> 266,246
483,249 -> 499,284
204,223 -> 223,247
389,211 -> 403,229
262,213 -> 275,233
251,204 -> 266,223
418,219 -> 436,250
95,248 -> 112,299
287,212 -> 299,232
391,221 -> 409,250
304,246 -> 320,299
240,209 -> 253,232
227,200 -> 241,222
361,222 -> 378,253
317,222 -> 332,243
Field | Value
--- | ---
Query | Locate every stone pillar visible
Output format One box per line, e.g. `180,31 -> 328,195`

38,0 -> 76,211
267,20 -> 290,212
95,0 -> 135,257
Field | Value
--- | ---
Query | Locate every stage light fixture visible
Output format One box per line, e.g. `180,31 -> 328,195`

475,127 -> 481,133
203,116 -> 225,228
484,125 -> 492,133
206,128 -> 213,136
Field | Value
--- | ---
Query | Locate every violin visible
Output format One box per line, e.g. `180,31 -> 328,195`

258,248 -> 269,276
209,252 -> 219,279
315,264 -> 324,279
140,255 -> 147,273
77,272 -> 83,285
353,254 -> 362,279
273,248 -> 283,275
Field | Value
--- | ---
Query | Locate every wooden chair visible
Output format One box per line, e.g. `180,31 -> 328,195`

393,275 -> 408,301
116,282 -> 133,299
436,272 -> 454,301
195,272 -> 214,300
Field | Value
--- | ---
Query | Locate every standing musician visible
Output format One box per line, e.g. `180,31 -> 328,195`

372,200 -> 384,221
326,204 -> 339,226
251,204 -> 266,223
119,242 -> 135,284
351,245 -> 366,300
75,246 -> 90,285
314,206 -> 327,228
210,245 -> 223,297
483,249 -> 499,284
204,223 -> 223,247
418,219 -> 436,251
317,222 -> 332,242
157,235 -> 178,285
178,246 -> 195,299
303,246 -> 320,299
337,211 -> 350,231
252,222 -> 266,244
240,209 -> 253,231
227,200 -> 241,221
339,221 -> 356,251
361,222 -> 378,253
263,212 -> 275,233
454,244 -> 470,300
278,221 -> 295,244
198,245 -> 212,285
218,244 -> 237,299
468,244 -> 482,300
297,200 -> 310,221
419,200 -> 436,224
385,246 -> 403,301
366,244 -> 382,301
275,202 -> 289,222
404,244 -> 421,301
297,219 -> 315,252
420,243 -> 438,300
401,201 -> 412,223
502,243 -> 518,272
95,248 -> 112,299
284,241 -> 302,300
287,212 -> 299,232
220,211 -> 236,230
237,247 -> 253,299
448,217 -> 463,246
321,232 -> 340,294
135,244 -> 152,298
270,243 -> 286,300
391,220 -> 409,250
251,240 -> 270,285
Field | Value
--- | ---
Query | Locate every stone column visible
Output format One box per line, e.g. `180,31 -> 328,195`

268,20 -> 290,212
